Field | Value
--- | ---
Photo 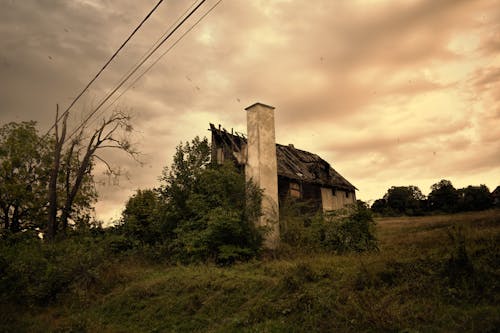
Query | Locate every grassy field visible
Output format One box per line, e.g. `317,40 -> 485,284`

4,210 -> 500,332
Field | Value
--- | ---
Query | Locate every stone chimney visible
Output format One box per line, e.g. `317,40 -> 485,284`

245,102 -> 279,249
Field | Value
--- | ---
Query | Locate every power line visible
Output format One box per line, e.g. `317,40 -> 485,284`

95,0 -> 223,121
104,0 -> 200,102
66,0 -> 199,140
64,0 -> 209,143
45,0 -> 165,137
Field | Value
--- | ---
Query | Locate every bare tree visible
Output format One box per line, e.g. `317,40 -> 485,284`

47,109 -> 137,239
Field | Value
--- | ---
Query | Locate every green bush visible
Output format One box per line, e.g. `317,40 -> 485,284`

172,163 -> 264,264
280,198 -> 318,249
322,201 -> 378,253
0,234 -> 120,306
118,137 -> 264,264
103,234 -> 138,254
280,200 -> 378,253
119,189 -> 170,246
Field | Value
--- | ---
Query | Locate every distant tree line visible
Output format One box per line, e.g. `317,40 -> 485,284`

371,179 -> 497,216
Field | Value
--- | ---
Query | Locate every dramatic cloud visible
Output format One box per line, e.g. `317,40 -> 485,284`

0,0 -> 498,222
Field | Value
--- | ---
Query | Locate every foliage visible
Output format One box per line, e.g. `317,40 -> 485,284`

0,122 -> 51,232
120,189 -> 166,245
428,179 -> 459,213
370,198 -> 388,215
373,180 -> 494,216
0,232 -> 122,306
321,200 -> 378,253
279,198 -> 321,249
158,136 -> 211,226
0,121 -> 98,236
280,200 -> 378,253
457,185 -> 492,211
2,210 -> 499,332
119,137 -> 263,264
172,163 -> 263,264
381,185 -> 426,216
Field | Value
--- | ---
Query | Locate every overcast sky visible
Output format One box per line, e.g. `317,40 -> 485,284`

1,0 -> 499,223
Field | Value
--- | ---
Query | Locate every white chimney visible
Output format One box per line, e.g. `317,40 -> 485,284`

245,102 -> 279,249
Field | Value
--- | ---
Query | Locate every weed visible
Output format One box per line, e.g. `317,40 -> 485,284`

1,210 -> 499,332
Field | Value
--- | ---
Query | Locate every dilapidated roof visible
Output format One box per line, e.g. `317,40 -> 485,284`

209,123 -> 356,191
276,144 -> 356,190
492,186 -> 500,197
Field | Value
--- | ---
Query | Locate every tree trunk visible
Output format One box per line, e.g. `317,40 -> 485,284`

61,146 -> 95,232
61,139 -> 78,234
47,106 -> 67,241
47,159 -> 59,239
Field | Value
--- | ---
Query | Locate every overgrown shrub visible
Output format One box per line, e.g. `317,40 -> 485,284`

117,137 -> 264,264
280,200 -> 378,253
103,234 -> 138,254
279,198 -> 323,249
119,189 -> 168,245
322,201 -> 378,253
172,163 -> 264,264
0,234 -> 120,306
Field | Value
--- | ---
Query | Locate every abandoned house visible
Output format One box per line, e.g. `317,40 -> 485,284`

209,102 -> 357,249
209,103 -> 357,213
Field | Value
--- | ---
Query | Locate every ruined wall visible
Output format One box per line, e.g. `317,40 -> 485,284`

321,188 -> 356,211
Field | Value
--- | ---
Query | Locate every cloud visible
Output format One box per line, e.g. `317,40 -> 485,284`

0,0 -> 498,221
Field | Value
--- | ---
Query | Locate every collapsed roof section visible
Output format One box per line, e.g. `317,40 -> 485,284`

209,123 -> 357,191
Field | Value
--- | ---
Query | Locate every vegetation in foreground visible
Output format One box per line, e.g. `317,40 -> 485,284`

1,209 -> 498,332
1,123 -> 498,331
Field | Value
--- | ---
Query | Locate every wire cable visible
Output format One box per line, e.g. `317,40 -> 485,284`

94,0 -> 223,121
104,0 -> 200,104
44,0 -> 165,137
66,0 -> 198,141
64,0 -> 208,143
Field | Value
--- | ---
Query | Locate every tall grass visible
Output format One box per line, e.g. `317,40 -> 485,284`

1,210 -> 499,332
